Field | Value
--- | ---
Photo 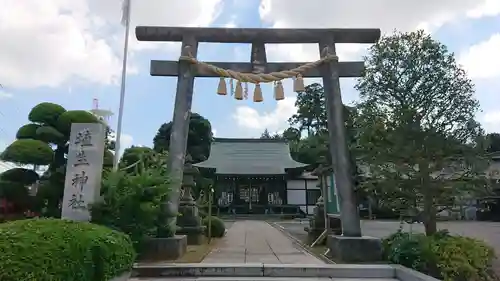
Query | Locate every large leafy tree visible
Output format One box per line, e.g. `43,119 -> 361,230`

286,84 -> 360,186
289,83 -> 326,135
119,146 -> 156,173
355,30 -> 490,235
289,83 -> 356,137
153,113 -> 213,163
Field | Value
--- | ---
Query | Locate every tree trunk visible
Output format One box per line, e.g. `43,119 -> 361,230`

422,172 -> 437,235
419,160 -> 437,235
368,197 -> 373,220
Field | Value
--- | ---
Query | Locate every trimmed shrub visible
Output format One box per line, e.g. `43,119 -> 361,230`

0,168 -> 40,185
1,139 -> 54,165
382,229 -> 496,281
28,102 -> 67,127
0,218 -> 136,281
202,216 -> 225,238
56,110 -> 100,134
36,125 -> 65,144
16,123 -> 41,140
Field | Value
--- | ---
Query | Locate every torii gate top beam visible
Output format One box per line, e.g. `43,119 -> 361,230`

135,26 -> 381,44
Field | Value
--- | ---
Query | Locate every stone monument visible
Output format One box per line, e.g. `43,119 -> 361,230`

61,123 -> 105,222
136,26 -> 383,262
176,155 -> 205,245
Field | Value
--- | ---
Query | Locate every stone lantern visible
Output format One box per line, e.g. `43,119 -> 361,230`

304,165 -> 327,244
176,155 -> 206,245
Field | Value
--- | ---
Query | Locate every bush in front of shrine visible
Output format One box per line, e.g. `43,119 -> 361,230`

91,155 -> 175,251
0,218 -> 136,281
202,216 -> 226,238
382,229 -> 497,281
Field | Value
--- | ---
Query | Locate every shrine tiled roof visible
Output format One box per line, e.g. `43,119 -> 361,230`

193,138 -> 307,175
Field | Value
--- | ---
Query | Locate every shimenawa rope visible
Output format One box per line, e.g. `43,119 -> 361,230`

177,46 -> 338,101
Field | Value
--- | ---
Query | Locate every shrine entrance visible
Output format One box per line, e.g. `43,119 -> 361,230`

135,26 -> 381,237
238,184 -> 259,208
214,175 -> 288,215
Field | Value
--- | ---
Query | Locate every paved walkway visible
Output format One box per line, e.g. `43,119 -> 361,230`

202,220 -> 324,264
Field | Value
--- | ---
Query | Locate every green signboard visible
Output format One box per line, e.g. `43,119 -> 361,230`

326,173 -> 340,215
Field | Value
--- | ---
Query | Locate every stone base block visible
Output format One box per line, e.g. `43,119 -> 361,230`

327,235 -> 382,263
328,215 -> 342,235
185,232 -> 205,245
176,226 -> 206,245
139,235 -> 187,261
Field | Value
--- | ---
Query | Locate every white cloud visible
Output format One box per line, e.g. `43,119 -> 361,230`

0,0 -> 222,89
124,0 -> 223,52
230,78 -> 329,136
266,43 -> 365,63
260,0 -> 499,62
222,15 -> 238,28
232,96 -> 297,133
119,133 -> 134,153
250,0 -> 499,130
0,90 -> 13,99
212,128 -> 217,137
109,132 -> 134,158
459,33 -> 500,79
467,0 -> 500,18
223,22 -> 237,28
0,0 -> 121,88
260,0 -> 497,34
481,111 -> 500,133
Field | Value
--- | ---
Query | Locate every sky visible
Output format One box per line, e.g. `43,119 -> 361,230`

0,0 -> 499,158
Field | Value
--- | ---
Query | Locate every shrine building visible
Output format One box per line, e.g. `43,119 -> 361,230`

194,138 -> 321,215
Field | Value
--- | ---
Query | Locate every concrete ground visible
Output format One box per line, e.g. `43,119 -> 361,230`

202,220 -> 325,264
276,219 -> 500,272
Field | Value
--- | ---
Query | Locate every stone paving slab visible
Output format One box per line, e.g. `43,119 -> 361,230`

201,220 -> 324,264
131,263 -> 436,280
130,277 -> 398,281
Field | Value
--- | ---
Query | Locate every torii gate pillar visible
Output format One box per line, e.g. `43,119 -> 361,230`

136,27 -> 382,259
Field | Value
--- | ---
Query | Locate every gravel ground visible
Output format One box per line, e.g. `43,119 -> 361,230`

274,219 -> 500,274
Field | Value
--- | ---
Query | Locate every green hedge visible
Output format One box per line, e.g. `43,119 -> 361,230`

383,229 -> 496,281
202,216 -> 226,238
0,218 -> 136,281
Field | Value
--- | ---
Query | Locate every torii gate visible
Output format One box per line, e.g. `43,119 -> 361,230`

135,26 -> 381,238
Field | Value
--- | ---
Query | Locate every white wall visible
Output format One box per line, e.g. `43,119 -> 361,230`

287,180 -> 305,189
306,179 -> 319,189
287,179 -> 321,215
287,189 -> 305,205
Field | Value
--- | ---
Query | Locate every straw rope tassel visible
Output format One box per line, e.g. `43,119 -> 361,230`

274,81 -> 285,101
217,77 -> 227,95
178,46 -> 339,101
253,83 -> 263,102
293,74 -> 306,93
273,82 -> 277,99
244,82 -> 249,99
234,81 -> 243,100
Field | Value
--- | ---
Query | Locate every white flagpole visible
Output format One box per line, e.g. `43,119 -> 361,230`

113,0 -> 132,170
